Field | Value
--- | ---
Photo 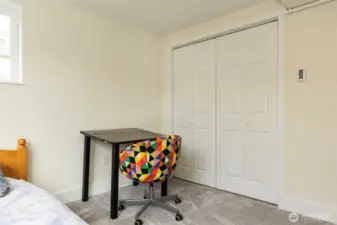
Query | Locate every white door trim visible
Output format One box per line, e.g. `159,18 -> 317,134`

276,14 -> 285,205
170,13 -> 285,205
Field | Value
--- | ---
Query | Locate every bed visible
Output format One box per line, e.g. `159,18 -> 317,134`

0,139 -> 88,225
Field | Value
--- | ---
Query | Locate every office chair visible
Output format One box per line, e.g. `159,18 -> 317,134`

118,135 -> 183,225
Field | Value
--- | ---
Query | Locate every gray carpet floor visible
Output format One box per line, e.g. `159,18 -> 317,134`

67,179 -> 332,225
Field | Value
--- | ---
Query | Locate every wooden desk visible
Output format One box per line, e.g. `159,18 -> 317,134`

80,128 -> 167,220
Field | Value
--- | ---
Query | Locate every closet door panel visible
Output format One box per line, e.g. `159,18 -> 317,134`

217,31 -> 246,185
173,40 -> 216,187
244,23 -> 279,198
216,22 -> 279,203
173,46 -> 194,181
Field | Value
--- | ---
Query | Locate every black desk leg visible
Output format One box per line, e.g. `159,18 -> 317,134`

82,136 -> 91,202
110,144 -> 120,220
161,180 -> 168,197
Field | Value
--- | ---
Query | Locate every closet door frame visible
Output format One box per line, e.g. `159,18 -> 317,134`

170,15 -> 285,205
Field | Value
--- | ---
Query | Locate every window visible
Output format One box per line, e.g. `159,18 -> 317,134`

0,0 -> 22,83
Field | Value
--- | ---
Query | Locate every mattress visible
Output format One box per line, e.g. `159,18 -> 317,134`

0,178 -> 88,225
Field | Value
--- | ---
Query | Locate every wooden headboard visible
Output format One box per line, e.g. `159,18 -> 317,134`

0,139 -> 28,181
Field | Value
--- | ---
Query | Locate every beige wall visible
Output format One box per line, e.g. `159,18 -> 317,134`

160,0 -> 337,215
284,1 -> 337,206
0,0 -> 161,202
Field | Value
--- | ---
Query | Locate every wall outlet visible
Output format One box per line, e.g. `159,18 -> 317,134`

297,68 -> 306,82
104,156 -> 109,166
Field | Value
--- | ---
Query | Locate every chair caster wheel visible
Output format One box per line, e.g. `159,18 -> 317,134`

175,213 -> 183,221
175,197 -> 182,204
118,205 -> 125,211
135,219 -> 143,225
143,190 -> 149,199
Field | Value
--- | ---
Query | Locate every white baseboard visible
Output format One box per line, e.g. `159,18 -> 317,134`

279,196 -> 337,224
53,178 -> 132,204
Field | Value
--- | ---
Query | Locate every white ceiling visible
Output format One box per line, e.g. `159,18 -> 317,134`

73,0 -> 266,35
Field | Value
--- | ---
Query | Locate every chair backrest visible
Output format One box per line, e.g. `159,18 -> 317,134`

120,135 -> 182,183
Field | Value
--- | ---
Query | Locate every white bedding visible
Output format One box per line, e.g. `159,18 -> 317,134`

0,178 -> 88,225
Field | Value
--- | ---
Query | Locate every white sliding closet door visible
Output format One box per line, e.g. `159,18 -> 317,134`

216,22 -> 279,203
173,40 -> 216,187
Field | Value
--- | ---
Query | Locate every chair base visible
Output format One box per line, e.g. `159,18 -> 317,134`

119,184 -> 183,221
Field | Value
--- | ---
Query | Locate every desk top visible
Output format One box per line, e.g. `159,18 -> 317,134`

80,128 -> 162,144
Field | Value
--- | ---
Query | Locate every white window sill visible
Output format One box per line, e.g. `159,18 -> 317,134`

0,80 -> 25,85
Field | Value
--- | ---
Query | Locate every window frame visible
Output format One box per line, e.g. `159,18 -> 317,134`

0,0 -> 22,84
